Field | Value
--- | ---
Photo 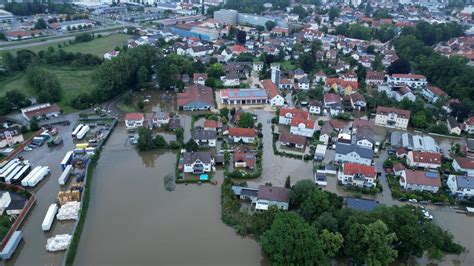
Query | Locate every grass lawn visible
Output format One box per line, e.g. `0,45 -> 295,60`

2,33 -> 130,58
0,67 -> 96,113
277,61 -> 297,71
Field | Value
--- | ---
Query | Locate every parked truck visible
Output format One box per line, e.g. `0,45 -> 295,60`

11,164 -> 31,184
60,151 -> 74,170
58,165 -> 73,186
71,124 -> 84,138
42,204 -> 58,231
76,125 -> 90,140
27,166 -> 50,187
21,166 -> 42,187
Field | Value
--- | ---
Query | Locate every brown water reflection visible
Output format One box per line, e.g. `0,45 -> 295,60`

75,125 -> 264,265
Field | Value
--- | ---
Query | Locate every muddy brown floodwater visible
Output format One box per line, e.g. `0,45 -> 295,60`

74,124 -> 264,265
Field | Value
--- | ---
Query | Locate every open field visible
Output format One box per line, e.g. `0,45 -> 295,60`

2,33 -> 130,58
0,67 -> 96,113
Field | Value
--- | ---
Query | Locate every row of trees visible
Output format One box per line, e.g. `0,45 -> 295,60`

223,179 -> 463,265
3,47 -> 101,73
4,2 -> 75,16
224,0 -> 290,14
335,23 -> 395,42
0,91 -> 32,115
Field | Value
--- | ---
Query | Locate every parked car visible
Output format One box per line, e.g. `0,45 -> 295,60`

422,209 -> 433,220
28,144 -> 37,148
408,199 -> 418,203
23,146 -> 33,151
398,198 -> 408,202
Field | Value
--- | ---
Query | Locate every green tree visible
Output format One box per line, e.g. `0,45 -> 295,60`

208,63 -> 225,78
184,139 -> 199,152
122,91 -> 133,105
220,107 -> 229,118
289,179 -> 318,209
345,220 -> 397,265
265,20 -> 276,31
236,30 -> 246,45
34,18 -> 47,29
136,66 -> 149,88
261,212 -> 328,265
30,117 -> 39,131
237,112 -> 254,128
328,7 -> 340,21
285,176 -> 291,189
387,58 -> 411,74
137,127 -> 155,151
319,229 -> 344,257
299,188 -> 332,222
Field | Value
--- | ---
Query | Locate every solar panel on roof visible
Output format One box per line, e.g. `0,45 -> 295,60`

425,172 -> 438,178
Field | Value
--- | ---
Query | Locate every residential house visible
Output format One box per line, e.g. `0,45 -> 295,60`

182,151 -> 214,173
387,74 -> 427,89
233,146 -> 256,170
253,62 -> 264,72
342,71 -> 357,82
191,127 -> 217,147
366,71 -> 384,86
319,123 -> 334,145
279,79 -> 294,90
187,45 -> 214,58
293,68 -> 306,80
297,77 -> 310,90
261,79 -> 285,106
374,106 -> 411,130
393,163 -> 406,176
125,113 -> 145,130
279,132 -> 306,151
350,92 -> 366,110
452,156 -> 474,177
204,120 -> 222,131
289,116 -> 315,138
394,85 -> 416,102
222,71 -> 240,87
315,171 -> 328,186
0,126 -> 24,148
168,118 -> 182,131
399,170 -> 441,193
338,163 -> 377,188
447,175 -> 474,198
228,127 -> 256,144
314,71 -> 327,84
177,84 -> 215,111
308,100 -> 322,115
103,50 -> 119,60
278,108 -> 309,125
232,186 -> 258,201
422,86 -> 446,103
325,78 -> 358,95
335,143 -> 374,166
324,93 -> 344,116
464,117 -> 474,134
406,151 -> 442,169
255,185 -> 290,211
447,117 -> 462,135
354,126 -> 375,149
193,73 -> 208,85
151,112 -> 170,127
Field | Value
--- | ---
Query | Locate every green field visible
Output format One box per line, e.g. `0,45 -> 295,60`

3,33 -> 130,58
0,67 -> 96,113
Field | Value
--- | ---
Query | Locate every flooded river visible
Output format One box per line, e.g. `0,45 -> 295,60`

75,124 -> 264,265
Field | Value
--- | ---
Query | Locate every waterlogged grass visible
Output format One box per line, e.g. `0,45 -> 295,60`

0,67 -> 95,113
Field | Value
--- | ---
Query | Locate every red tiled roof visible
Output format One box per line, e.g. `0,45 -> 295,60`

325,78 -> 359,89
193,73 -> 208,81
428,86 -> 446,97
366,71 -> 384,80
258,185 -> 290,202
231,44 -> 246,54
204,119 -> 221,129
376,106 -> 411,119
290,117 -> 315,129
329,119 -> 345,130
403,170 -> 441,187
177,84 -> 214,107
350,92 -> 365,102
24,104 -> 61,119
392,73 -> 426,80
229,127 -> 256,138
393,163 -> 406,172
343,163 -> 376,178
279,108 -> 308,119
465,117 -> 474,126
454,156 -> 474,169
324,93 -> 341,103
125,113 -> 144,121
261,79 -> 281,99
410,151 -> 441,165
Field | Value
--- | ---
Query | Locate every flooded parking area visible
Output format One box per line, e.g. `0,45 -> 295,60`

75,124 -> 264,265
6,115 -> 79,266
